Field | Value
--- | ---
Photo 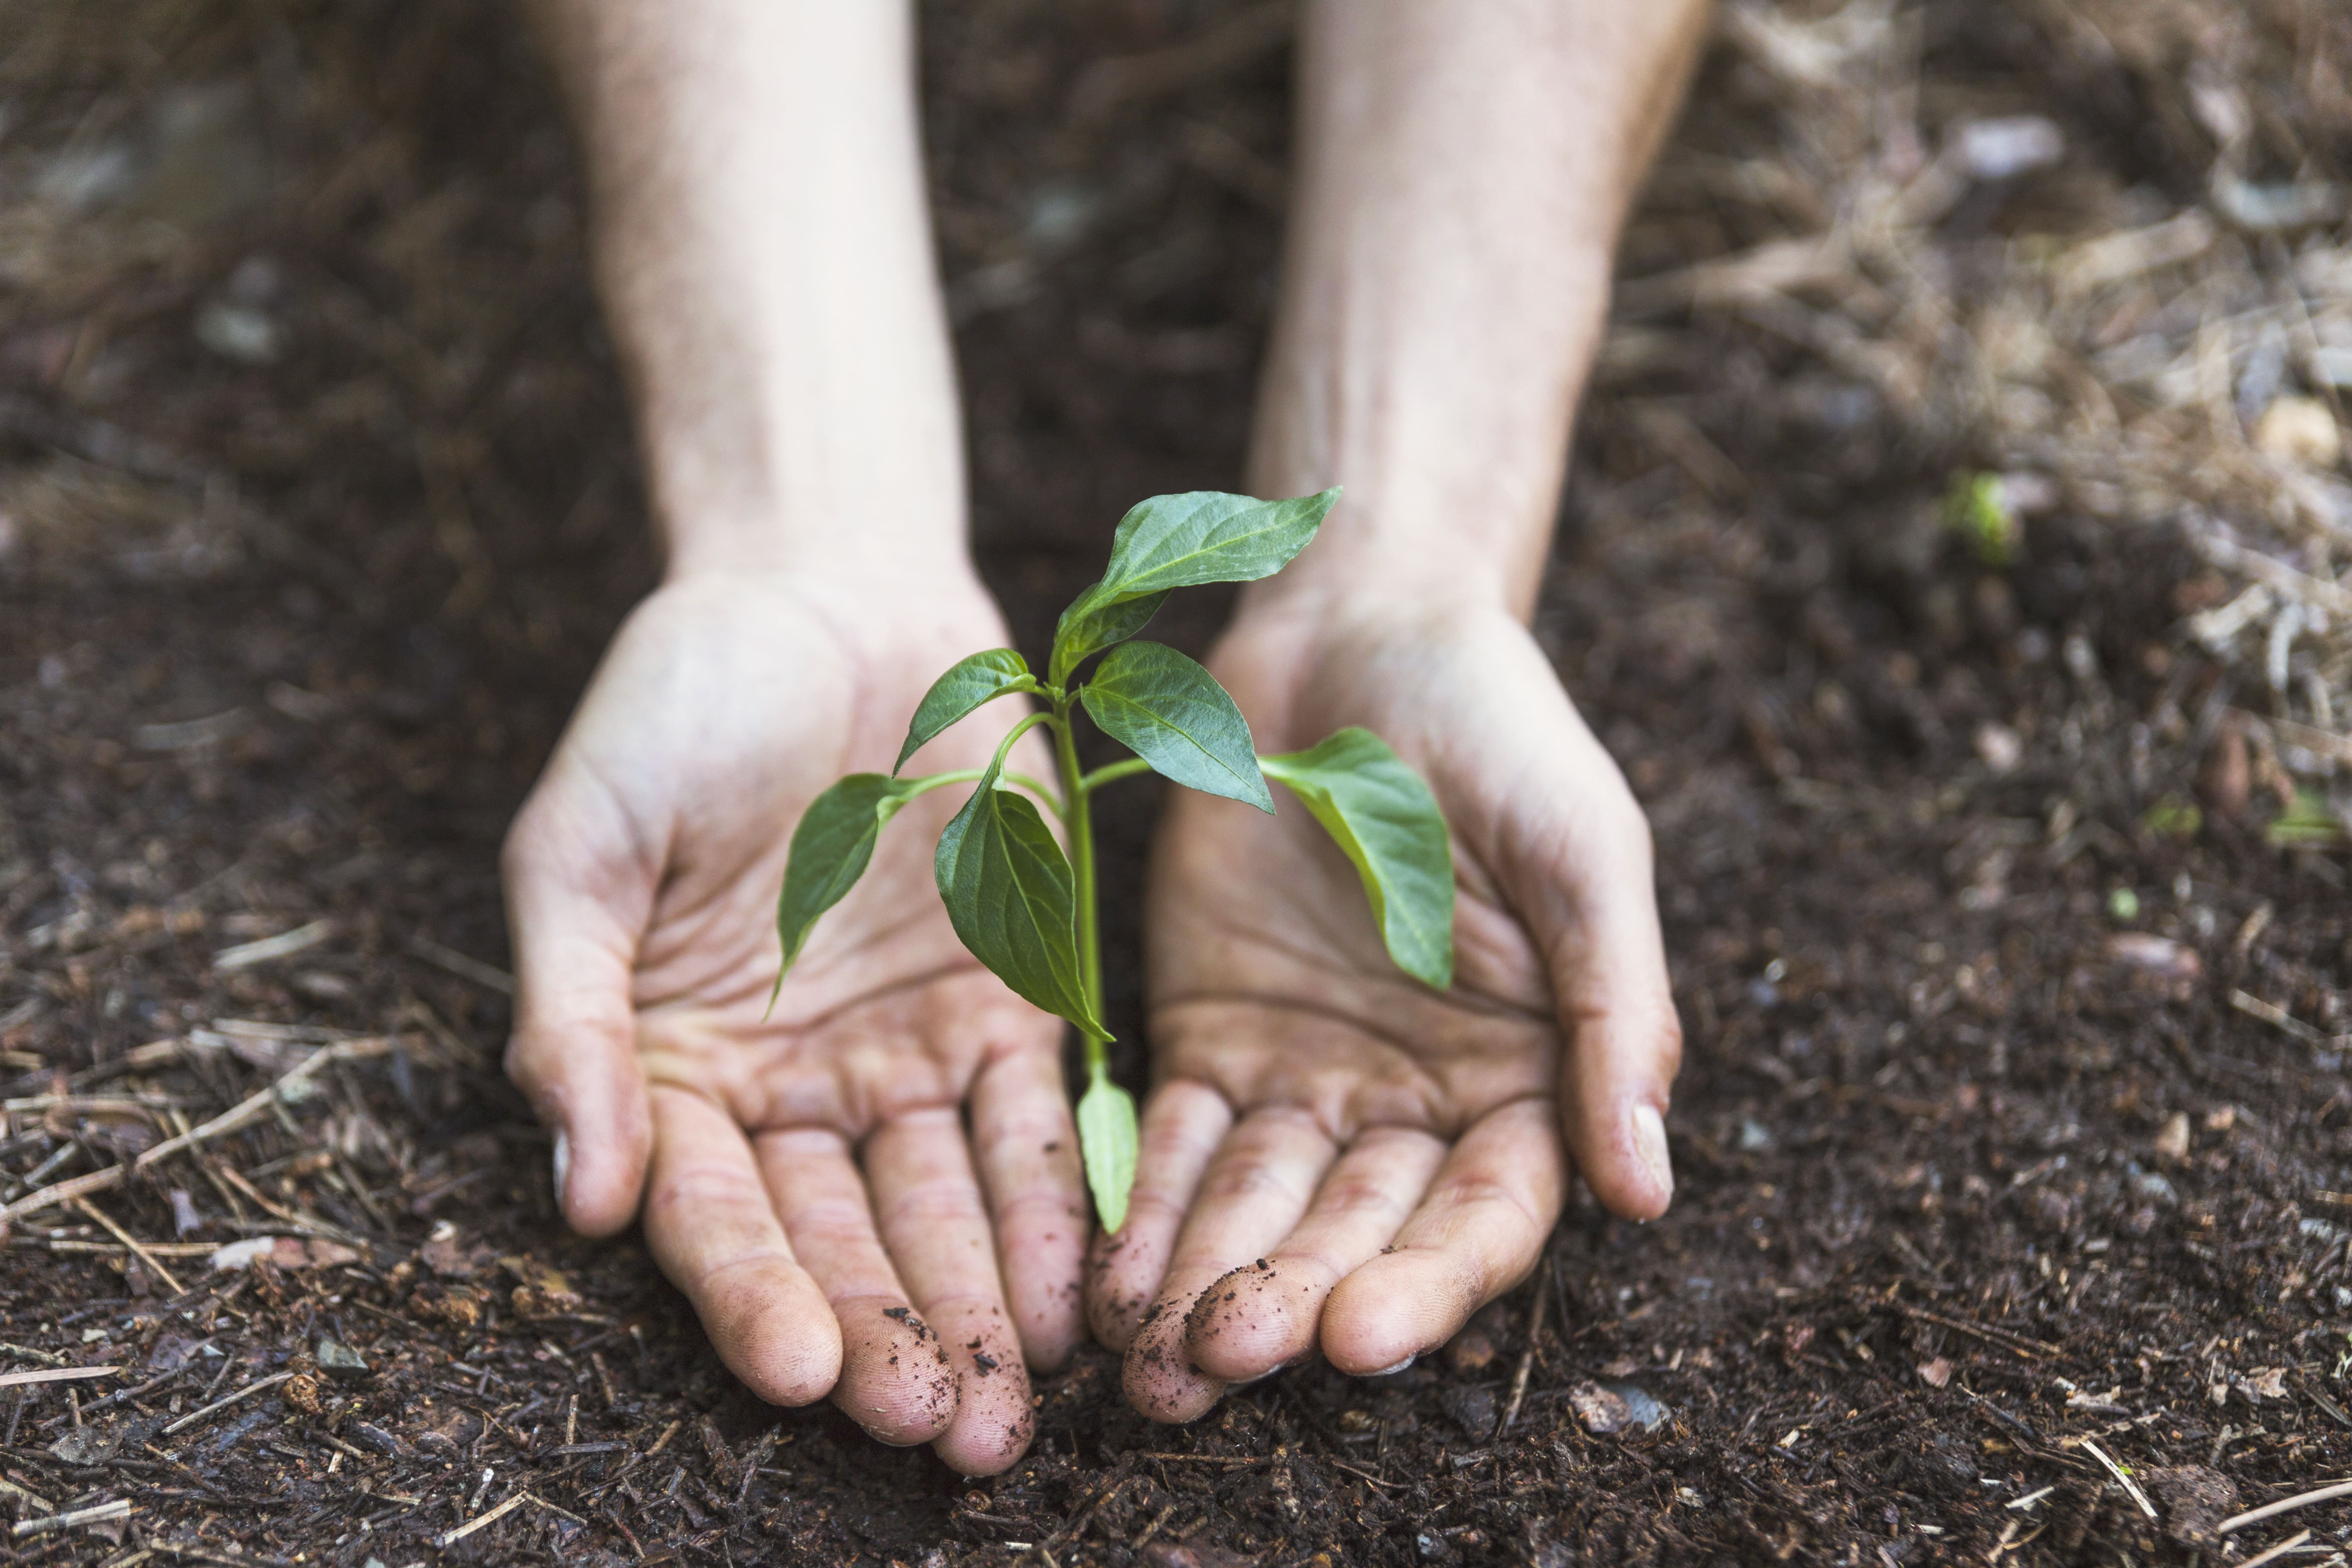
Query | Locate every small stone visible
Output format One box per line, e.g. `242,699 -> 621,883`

1435,1383 -> 1496,1439
1444,1302 -> 1509,1374
2154,1112 -> 2192,1161
2107,934 -> 2201,979
1568,1380 -> 1632,1435
1973,721 -> 2023,775
2252,395 -> 2343,469
1603,1382 -> 1671,1431
420,1220 -> 476,1278
316,1337 -> 371,1382
49,1425 -> 119,1464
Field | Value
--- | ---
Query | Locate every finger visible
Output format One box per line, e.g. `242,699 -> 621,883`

868,1109 -> 1034,1477
501,778 -> 655,1236
1121,1107 -> 1338,1424
639,1087 -> 838,1406
1534,789 -> 1681,1220
969,1045 -> 1088,1373
1085,1080 -> 1233,1351
756,1126 -> 957,1447
1184,1125 -> 1447,1384
1477,645 -> 1681,1221
1318,1097 -> 1563,1375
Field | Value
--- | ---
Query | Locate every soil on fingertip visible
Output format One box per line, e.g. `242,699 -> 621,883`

2,2 -> 2348,1565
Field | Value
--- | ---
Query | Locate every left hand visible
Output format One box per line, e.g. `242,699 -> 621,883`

1087,594 -> 1681,1422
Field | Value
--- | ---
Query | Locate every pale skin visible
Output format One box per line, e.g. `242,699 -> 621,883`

505,0 -> 1710,1475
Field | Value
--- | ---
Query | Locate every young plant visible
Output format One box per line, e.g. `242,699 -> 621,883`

770,489 -> 1455,1231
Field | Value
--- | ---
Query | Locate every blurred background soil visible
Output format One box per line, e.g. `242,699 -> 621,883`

1,1 -> 2349,1563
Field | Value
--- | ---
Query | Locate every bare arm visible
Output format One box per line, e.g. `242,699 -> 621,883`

1251,0 -> 1710,620
505,0 -> 1080,1476
528,0 -> 963,580
1096,0 -> 1711,1421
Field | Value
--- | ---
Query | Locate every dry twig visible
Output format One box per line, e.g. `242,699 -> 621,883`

160,1370 -> 294,1437
2219,1479 -> 2352,1535
1493,1259 -> 1552,1441
2078,1438 -> 2158,1519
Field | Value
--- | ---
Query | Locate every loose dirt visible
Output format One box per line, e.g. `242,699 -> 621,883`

1,2 -> 2347,1563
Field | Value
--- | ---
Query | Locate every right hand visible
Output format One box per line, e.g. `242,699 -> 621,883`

500,567 -> 1082,1476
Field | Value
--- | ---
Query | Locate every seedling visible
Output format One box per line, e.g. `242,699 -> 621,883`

769,489 -> 1455,1231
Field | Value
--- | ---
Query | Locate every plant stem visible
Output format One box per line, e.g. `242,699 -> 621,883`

897,766 -> 1063,818
1078,757 -> 1153,792
1048,695 -> 1107,1066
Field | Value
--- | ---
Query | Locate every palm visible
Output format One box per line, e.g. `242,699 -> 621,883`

504,574 -> 1083,1476
1092,604 -> 1681,1422
1148,617 -> 1564,1135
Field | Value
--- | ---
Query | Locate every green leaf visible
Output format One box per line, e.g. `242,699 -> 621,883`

1259,727 -> 1455,988
1098,488 -> 1340,598
894,649 -> 1034,774
1076,1069 -> 1138,1233
934,754 -> 1107,1037
1048,587 -> 1168,687
1080,641 -> 1272,812
1046,488 -> 1338,684
776,773 -> 917,976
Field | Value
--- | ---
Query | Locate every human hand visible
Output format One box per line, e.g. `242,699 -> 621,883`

501,569 -> 1083,1475
1089,595 -> 1681,1422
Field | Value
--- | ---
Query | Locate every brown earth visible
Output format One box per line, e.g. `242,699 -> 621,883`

1,2 -> 2348,1565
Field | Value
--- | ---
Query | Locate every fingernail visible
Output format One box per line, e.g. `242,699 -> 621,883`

551,1129 -> 571,1213
1366,1354 -> 1415,1377
1632,1104 -> 1672,1202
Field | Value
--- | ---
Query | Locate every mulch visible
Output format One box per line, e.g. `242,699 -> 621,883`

0,1 -> 2346,1563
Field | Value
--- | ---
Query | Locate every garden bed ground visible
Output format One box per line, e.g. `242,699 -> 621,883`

2,2 -> 2349,1563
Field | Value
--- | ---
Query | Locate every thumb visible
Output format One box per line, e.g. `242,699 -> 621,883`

500,767 -> 656,1237
1487,698 -> 1681,1222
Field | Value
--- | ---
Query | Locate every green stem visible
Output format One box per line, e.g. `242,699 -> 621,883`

1078,757 -> 1153,792
1048,695 -> 1107,1067
897,763 -> 1063,819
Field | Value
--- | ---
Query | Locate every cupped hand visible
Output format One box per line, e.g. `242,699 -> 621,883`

1090,596 -> 1681,1422
501,569 -> 1082,1475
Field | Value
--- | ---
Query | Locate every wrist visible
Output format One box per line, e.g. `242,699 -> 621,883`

645,411 -> 973,589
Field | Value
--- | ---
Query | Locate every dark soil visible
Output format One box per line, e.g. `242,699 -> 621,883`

1,3 -> 2347,1565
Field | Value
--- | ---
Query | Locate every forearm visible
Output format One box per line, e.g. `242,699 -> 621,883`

529,0 -> 965,583
1243,0 -> 1710,624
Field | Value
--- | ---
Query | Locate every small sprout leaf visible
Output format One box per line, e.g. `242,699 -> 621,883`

1049,488 -> 1338,681
894,649 -> 1034,774
2266,787 -> 2348,848
1079,642 -> 1272,811
776,773 -> 918,979
935,753 -> 1107,1038
1259,727 -> 1455,988
1098,487 -> 1340,598
1049,587 -> 1170,686
1943,472 -> 2021,568
1076,1069 -> 1138,1233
